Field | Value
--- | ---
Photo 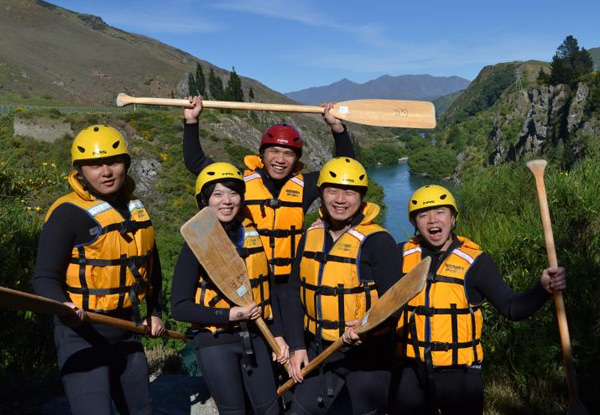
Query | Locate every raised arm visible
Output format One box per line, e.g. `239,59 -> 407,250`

322,102 -> 355,159
182,96 -> 214,176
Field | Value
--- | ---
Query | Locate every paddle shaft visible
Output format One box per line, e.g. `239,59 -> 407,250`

0,286 -> 188,342
277,338 -> 344,396
85,311 -> 189,342
254,316 -> 283,354
116,93 -> 436,129
527,160 -> 580,406
117,94 -> 325,114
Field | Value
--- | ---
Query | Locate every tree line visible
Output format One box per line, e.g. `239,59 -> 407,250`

187,63 -> 254,102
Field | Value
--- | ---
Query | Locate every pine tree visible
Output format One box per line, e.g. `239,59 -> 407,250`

225,67 -> 244,102
187,73 -> 198,96
195,63 -> 206,96
208,68 -> 224,100
550,35 -> 594,85
249,87 -> 255,101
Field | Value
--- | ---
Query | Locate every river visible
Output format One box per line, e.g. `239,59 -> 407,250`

367,162 -> 435,242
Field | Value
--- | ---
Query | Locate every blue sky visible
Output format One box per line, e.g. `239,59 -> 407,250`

49,0 -> 599,93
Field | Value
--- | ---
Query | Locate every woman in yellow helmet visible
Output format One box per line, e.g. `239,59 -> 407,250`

285,157 -> 403,414
171,162 -> 289,415
388,185 -> 567,415
32,125 -> 165,415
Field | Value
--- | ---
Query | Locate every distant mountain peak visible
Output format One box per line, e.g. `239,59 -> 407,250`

285,74 -> 470,105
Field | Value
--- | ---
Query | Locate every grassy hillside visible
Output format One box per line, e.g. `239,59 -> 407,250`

0,0 -> 310,108
442,60 -> 550,125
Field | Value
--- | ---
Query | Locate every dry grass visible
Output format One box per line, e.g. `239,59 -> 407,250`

484,370 -> 568,415
145,343 -> 184,377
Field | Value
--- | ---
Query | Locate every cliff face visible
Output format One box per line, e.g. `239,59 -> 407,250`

485,81 -> 600,168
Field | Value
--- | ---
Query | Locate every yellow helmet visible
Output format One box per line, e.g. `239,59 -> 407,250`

408,185 -> 458,219
317,157 -> 368,191
195,162 -> 245,197
71,125 -> 129,165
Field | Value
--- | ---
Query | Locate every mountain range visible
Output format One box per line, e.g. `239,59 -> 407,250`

285,75 -> 471,105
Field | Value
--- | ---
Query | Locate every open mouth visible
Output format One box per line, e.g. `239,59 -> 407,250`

271,165 -> 287,173
332,206 -> 347,214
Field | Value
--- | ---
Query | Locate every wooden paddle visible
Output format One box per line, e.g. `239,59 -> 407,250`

277,256 -> 430,396
116,93 -> 436,129
527,159 -> 589,415
180,208 -> 285,360
0,286 -> 189,342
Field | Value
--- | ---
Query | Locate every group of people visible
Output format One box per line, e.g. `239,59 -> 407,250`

32,96 -> 566,415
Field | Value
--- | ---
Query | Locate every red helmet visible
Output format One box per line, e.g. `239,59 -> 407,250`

260,124 -> 302,156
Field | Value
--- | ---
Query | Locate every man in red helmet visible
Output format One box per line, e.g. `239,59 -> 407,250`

182,96 -> 355,324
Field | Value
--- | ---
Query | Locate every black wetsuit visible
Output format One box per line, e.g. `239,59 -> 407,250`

32,195 -> 163,415
388,236 -> 551,415
284,211 -> 402,415
171,221 -> 283,415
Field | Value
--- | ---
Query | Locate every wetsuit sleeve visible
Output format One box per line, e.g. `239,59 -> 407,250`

359,232 -> 403,296
333,124 -> 355,158
182,121 -> 213,176
284,235 -> 308,351
302,172 -> 320,212
146,244 -> 163,318
171,242 -> 231,326
32,204 -> 91,303
269,287 -> 284,337
466,252 -> 550,321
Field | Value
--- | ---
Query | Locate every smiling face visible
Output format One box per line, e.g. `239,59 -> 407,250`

414,206 -> 456,250
261,145 -> 299,180
79,156 -> 127,197
322,185 -> 363,226
207,182 -> 242,223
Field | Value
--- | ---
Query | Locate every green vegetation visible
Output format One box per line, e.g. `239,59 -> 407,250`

225,143 -> 254,167
546,35 -> 594,86
0,118 -> 72,402
225,67 -> 244,102
360,143 -> 405,168
445,62 -> 519,124
208,67 -> 225,100
188,62 -> 207,97
457,158 -> 600,414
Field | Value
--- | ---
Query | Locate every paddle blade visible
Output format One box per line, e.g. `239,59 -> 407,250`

356,256 -> 430,335
330,99 -> 436,129
180,208 -> 253,306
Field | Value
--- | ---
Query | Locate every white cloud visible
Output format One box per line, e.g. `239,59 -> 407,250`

275,34 -> 558,80
99,2 -> 225,34
213,0 -> 334,27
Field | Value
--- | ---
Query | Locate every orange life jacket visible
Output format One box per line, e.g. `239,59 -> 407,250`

243,155 -> 304,282
397,236 -> 484,367
299,202 -> 386,342
192,218 -> 272,333
46,171 -> 154,316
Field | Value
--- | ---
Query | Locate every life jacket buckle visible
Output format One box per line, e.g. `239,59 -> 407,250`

264,199 -> 281,209
430,341 -> 450,352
